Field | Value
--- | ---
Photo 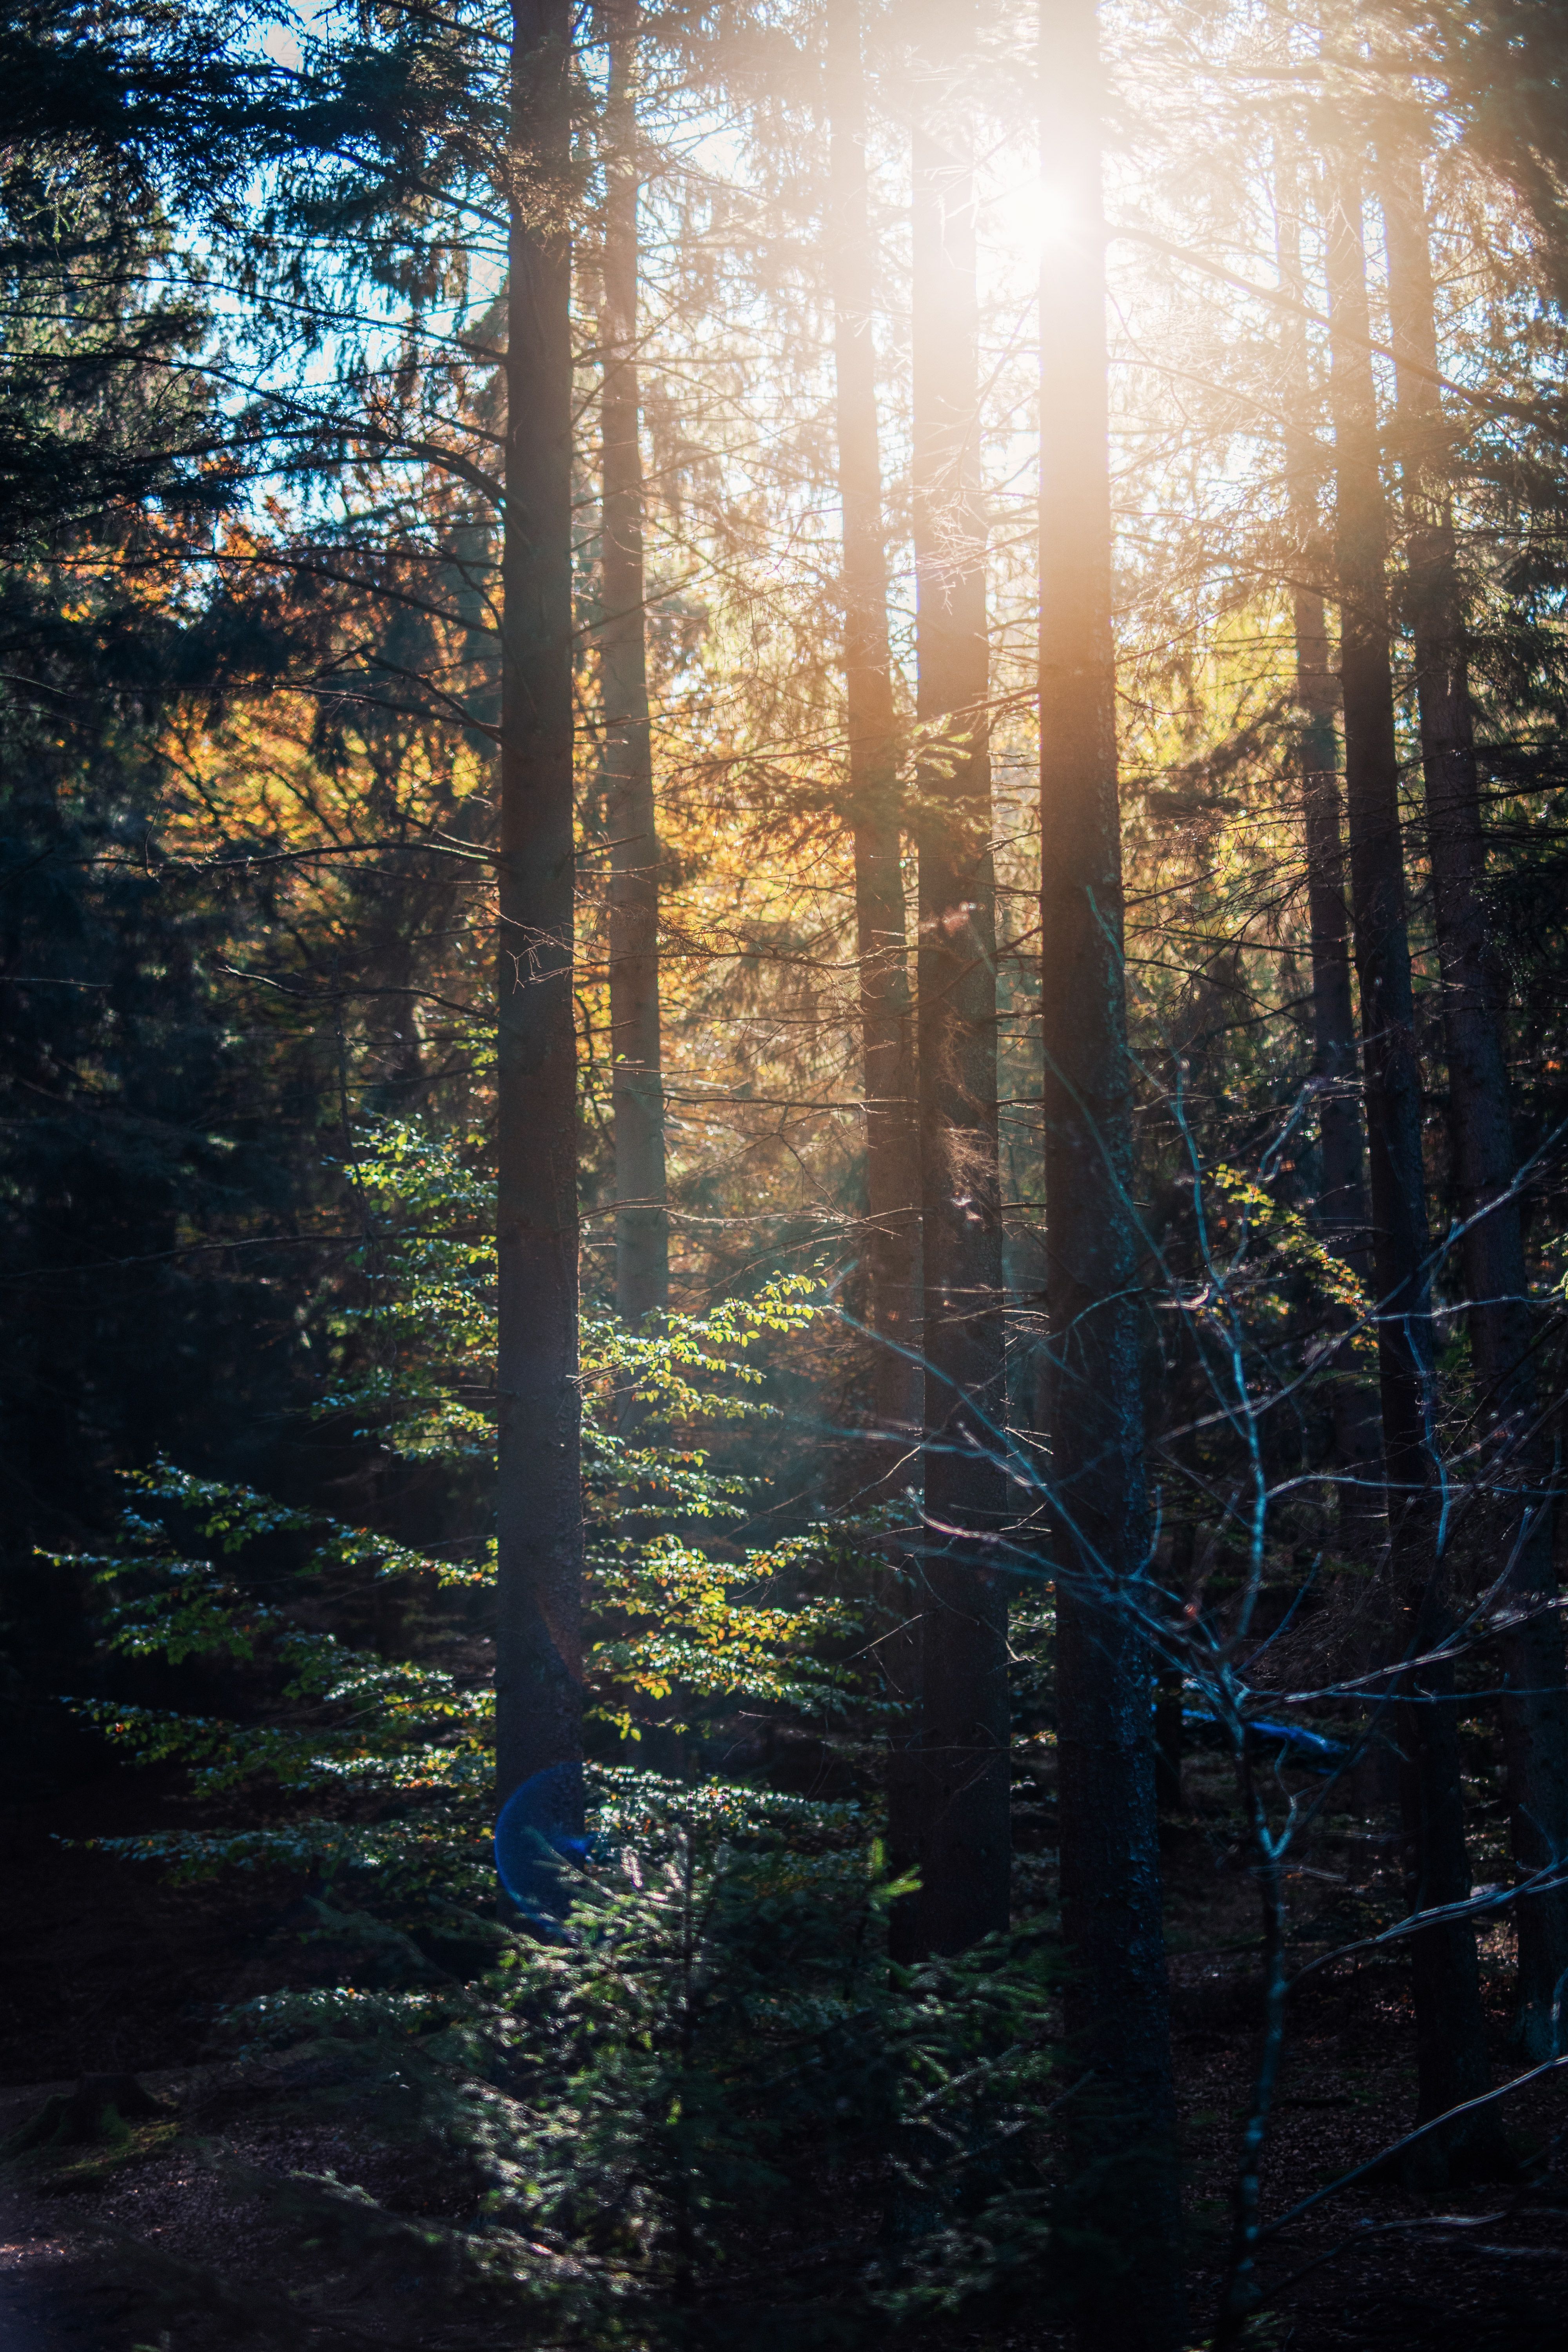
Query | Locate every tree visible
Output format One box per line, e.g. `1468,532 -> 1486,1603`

494,0 -> 584,1816
1274,134 -> 1389,1789
826,0 -> 919,1463
825,0 -> 923,1930
1380,146 -> 1568,2060
906,0 -> 1010,1960
600,0 -> 669,1332
0,0 -> 339,1660
1038,1 -> 1184,2338
1321,147 -> 1507,2177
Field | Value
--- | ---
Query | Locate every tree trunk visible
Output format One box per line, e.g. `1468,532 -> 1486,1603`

907,0 -> 1009,1959
1273,145 -> 1390,1798
1038,4 -> 1184,2340
1294,592 -> 1385,1494
495,0 -> 584,1822
1296,593 -> 1401,1807
826,0 -> 922,1941
601,0 -> 667,1329
1322,155 -> 1506,2175
827,0 -> 919,1465
1155,1519 -> 1195,1817
1381,153 -> 1568,2058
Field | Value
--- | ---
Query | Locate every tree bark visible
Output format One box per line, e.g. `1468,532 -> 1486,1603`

601,0 -> 667,1329
827,0 -> 919,1464
1381,153 -> 1568,2057
1323,155 -> 1506,2174
1273,145 -> 1391,1797
827,0 -> 923,1942
1155,1519 -> 1195,1817
1038,4 -> 1184,2339
1296,589 -> 1393,1548
907,0 -> 1009,1959
1296,588 -> 1402,1807
495,0 -> 584,1820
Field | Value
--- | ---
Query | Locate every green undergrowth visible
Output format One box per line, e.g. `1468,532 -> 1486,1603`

56,1123 -> 899,1910
39,1122 -> 1093,2339
192,1835 -> 1071,2346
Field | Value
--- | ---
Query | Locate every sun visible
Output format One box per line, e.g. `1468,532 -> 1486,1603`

991,176 -> 1081,258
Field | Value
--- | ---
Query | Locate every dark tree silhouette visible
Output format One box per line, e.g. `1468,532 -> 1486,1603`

495,0 -> 585,1817
1322,151 -> 1507,2178
1038,2 -> 1184,2340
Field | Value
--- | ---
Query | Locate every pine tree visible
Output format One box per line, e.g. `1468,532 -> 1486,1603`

1321,147 -> 1507,2178
826,0 -> 919,1463
1273,134 -> 1389,1788
600,0 -> 669,1332
494,0 -> 585,1817
1380,143 -> 1568,2060
1038,2 -> 1184,2337
907,0 -> 1010,1960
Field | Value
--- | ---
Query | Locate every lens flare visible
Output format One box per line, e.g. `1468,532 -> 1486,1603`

495,1762 -> 595,1935
993,178 -> 1078,255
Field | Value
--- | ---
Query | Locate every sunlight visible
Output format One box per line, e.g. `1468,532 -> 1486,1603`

992,175 -> 1079,255
263,24 -> 302,70
10,0 -> 1561,2335
258,19 -> 303,72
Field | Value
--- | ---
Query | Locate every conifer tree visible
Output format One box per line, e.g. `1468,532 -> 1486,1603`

827,0 -> 919,1461
495,0 -> 584,1816
826,0 -> 923,1933
1038,2 -> 1183,2336
907,0 -> 1010,1959
1274,137 -> 1388,1783
601,0 -> 668,1330
1380,146 -> 1568,2059
1321,149 -> 1506,2175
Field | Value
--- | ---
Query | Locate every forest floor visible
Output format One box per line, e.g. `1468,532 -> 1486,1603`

3,1759 -> 1567,2351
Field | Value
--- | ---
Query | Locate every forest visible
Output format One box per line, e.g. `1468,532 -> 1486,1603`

4,0 -> 1568,2344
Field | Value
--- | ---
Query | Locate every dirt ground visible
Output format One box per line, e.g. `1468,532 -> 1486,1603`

3,1762 -> 1566,2351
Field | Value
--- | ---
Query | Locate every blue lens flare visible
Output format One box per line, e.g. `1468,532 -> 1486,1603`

494,1762 -> 593,1928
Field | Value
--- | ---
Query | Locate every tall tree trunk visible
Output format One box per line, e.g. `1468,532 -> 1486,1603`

601,0 -> 666,1328
907,0 -> 1009,1958
827,0 -> 919,1462
1038,4 -> 1183,2339
1297,583 -> 1403,1807
1381,154 -> 1568,2058
495,0 -> 584,1820
1322,155 -> 1506,2175
1294,590 -> 1381,1447
826,0 -> 922,1938
1274,145 -> 1390,1795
